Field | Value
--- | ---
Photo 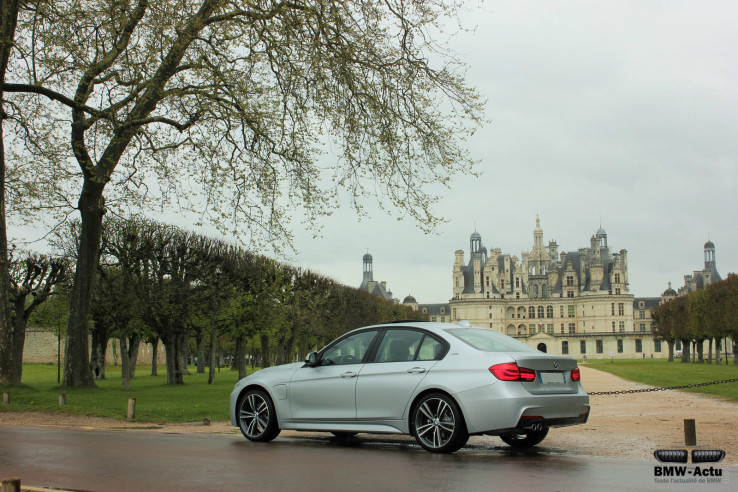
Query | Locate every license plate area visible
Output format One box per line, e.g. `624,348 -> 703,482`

538,371 -> 566,384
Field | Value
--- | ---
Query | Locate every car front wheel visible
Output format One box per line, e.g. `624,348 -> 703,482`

237,389 -> 280,442
499,427 -> 549,448
412,393 -> 468,453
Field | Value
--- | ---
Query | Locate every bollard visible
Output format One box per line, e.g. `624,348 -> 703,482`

2,477 -> 21,492
2,393 -> 9,404
684,419 -> 697,446
127,397 -> 136,420
59,393 -> 66,406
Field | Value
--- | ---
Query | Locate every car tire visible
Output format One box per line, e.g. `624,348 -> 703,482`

499,427 -> 549,448
237,389 -> 281,442
411,393 -> 469,453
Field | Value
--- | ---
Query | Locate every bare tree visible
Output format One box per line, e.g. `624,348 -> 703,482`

7,249 -> 66,383
4,0 -> 483,386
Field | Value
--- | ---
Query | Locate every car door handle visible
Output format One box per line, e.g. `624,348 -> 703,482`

340,371 -> 358,378
407,367 -> 427,374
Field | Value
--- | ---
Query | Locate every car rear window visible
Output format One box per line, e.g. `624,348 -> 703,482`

445,328 -> 537,353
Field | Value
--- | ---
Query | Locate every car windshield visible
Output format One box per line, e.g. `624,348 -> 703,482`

445,328 -> 537,353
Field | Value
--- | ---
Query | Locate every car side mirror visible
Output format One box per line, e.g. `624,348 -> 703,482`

305,351 -> 318,367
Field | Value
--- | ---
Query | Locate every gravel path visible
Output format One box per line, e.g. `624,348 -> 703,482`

2,365 -> 736,464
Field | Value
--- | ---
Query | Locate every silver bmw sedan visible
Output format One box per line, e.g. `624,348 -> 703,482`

229,321 -> 590,453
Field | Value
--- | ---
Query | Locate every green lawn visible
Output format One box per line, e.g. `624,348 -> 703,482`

0,364 -> 253,422
3,360 -> 738,422
586,358 -> 738,402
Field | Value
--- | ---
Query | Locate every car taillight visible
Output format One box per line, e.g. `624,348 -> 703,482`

571,367 -> 581,381
489,362 -> 536,382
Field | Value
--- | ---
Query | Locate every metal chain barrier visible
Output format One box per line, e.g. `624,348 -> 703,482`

588,378 -> 738,396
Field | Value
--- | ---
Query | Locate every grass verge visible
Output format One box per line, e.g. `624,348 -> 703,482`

0,364 -> 254,422
585,358 -> 738,403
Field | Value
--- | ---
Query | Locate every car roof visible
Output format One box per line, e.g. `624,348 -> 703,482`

358,320 -> 474,336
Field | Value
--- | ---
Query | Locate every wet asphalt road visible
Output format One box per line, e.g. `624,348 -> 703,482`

1,425 -> 735,491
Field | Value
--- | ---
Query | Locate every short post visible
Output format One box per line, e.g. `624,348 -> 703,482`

127,397 -> 136,420
59,393 -> 66,406
2,477 -> 21,492
684,419 -> 697,446
2,393 -> 9,404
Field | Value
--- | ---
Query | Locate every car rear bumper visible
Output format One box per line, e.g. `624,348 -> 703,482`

454,383 -> 590,435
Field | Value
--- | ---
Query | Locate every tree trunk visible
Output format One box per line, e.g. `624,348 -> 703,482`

733,339 -> 737,365
162,329 -> 187,385
235,336 -> 247,380
89,324 -> 109,380
680,339 -> 690,363
150,336 -> 159,376
9,296 -> 26,384
195,329 -> 206,374
127,332 -> 141,379
178,326 -> 190,376
260,334 -> 271,368
64,181 -> 105,388
696,339 -> 704,363
119,333 -> 131,390
0,0 -> 22,387
283,334 -> 297,364
667,340 -> 674,362
207,326 -> 217,385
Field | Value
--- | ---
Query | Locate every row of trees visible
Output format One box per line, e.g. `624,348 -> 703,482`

0,1 -> 482,387
26,217 -> 424,388
653,274 -> 738,364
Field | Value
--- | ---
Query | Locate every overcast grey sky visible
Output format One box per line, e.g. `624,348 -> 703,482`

285,0 -> 738,304
10,1 -> 736,306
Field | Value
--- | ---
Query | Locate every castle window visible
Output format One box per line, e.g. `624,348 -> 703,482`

619,321 -> 625,332
654,340 -> 662,352
566,276 -> 574,287
618,303 -> 624,316
562,341 -> 569,355
614,273 -> 621,283
546,305 -> 553,318
567,290 -> 574,298
567,305 -> 575,318
569,323 -> 576,334
617,340 -> 623,353
596,340 -> 603,354
635,339 -> 642,353
639,311 -> 645,319
529,306 -> 535,319
615,288 -> 621,295
580,341 -> 586,353
537,306 -> 544,318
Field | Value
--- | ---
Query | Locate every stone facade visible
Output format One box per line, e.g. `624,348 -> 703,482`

23,327 -> 164,366
447,218 -> 672,359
